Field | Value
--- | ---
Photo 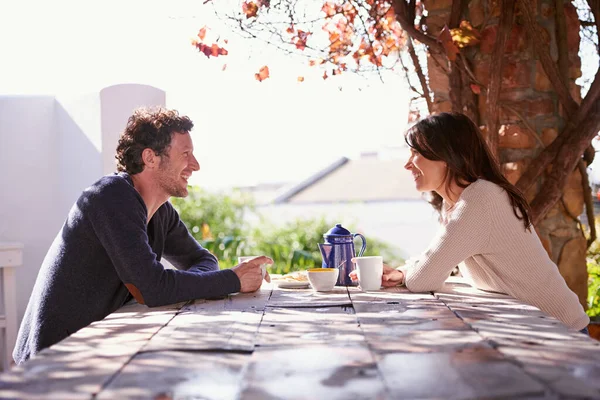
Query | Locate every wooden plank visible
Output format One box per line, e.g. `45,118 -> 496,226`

0,304 -> 181,399
267,286 -> 351,308
377,346 -> 547,399
353,299 -> 458,320
495,339 -> 600,399
256,307 -> 363,347
97,351 -> 249,400
240,345 -> 387,400
143,310 -> 263,352
181,284 -> 273,313
348,286 -> 437,302
468,319 -> 585,342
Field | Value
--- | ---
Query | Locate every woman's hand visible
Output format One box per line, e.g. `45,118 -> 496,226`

349,264 -> 404,287
381,265 -> 404,287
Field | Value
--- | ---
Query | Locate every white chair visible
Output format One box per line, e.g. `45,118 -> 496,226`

0,243 -> 22,371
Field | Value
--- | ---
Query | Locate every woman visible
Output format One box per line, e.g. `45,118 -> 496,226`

352,112 -> 589,333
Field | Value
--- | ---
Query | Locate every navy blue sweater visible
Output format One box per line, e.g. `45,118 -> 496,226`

14,173 -> 240,364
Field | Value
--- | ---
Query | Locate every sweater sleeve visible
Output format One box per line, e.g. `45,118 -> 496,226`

84,183 -> 241,307
401,189 -> 491,293
162,202 -> 220,273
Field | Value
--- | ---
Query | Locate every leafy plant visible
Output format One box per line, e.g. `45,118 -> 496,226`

171,186 -> 255,268
587,238 -> 600,318
172,185 -> 403,274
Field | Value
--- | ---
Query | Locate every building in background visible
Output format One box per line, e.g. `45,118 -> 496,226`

243,151 -> 440,259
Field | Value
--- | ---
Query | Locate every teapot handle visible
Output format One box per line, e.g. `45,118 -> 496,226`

353,233 -> 367,257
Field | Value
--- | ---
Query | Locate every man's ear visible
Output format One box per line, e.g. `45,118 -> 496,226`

141,148 -> 159,169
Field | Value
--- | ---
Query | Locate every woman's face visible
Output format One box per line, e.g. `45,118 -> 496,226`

404,148 -> 448,193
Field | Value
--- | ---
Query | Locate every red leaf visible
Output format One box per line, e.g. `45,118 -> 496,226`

242,1 -> 259,18
197,27 -> 207,41
321,2 -> 337,17
255,66 -> 270,82
322,71 -> 329,80
293,30 -> 311,50
470,83 -> 481,94
193,42 -> 229,58
438,25 -> 460,62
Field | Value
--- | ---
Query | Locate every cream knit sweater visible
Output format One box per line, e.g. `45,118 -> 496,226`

399,179 -> 589,331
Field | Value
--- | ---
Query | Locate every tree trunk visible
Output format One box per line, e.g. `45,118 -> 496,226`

425,0 -> 589,307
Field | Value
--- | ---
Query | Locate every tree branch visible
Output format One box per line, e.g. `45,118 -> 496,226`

391,0 -> 443,52
518,0 -> 579,119
529,100 -> 600,224
554,0 -> 569,83
501,103 -> 545,148
448,0 -> 465,114
578,160 -> 597,247
407,37 -> 433,113
587,0 -> 600,36
486,0 -> 515,155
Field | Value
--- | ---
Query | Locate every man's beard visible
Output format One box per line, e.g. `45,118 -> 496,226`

157,160 -> 188,198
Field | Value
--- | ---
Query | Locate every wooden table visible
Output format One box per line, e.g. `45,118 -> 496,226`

1,278 -> 599,400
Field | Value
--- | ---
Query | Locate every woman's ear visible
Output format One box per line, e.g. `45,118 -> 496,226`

141,148 -> 158,169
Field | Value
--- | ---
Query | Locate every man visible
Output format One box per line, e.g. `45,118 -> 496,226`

14,107 -> 271,365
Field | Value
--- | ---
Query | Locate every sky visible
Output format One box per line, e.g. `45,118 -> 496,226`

2,0 -> 599,187
0,0 -> 411,189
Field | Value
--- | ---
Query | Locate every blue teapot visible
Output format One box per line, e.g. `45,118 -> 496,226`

318,223 -> 367,286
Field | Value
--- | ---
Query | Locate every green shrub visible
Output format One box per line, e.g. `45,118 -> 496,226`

587,240 -> 600,318
171,185 -> 403,273
171,186 -> 255,268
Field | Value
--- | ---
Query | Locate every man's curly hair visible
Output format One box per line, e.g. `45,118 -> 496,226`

115,107 -> 194,174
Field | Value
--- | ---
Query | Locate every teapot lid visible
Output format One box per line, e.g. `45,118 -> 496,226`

325,223 -> 351,237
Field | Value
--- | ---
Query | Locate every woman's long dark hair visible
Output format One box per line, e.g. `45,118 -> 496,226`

405,112 -> 532,230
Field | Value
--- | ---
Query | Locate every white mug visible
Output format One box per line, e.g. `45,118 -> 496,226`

353,256 -> 383,291
238,256 -> 267,279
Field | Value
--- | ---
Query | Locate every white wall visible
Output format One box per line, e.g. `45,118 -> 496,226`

0,96 -> 65,326
100,84 -> 166,175
0,84 -> 166,341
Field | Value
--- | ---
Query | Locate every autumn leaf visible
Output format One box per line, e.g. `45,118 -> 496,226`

286,26 -> 295,34
193,41 -> 229,58
450,20 -> 481,48
297,76 -> 305,82
197,26 -> 207,41
342,2 -> 357,23
408,109 -> 421,123
255,65 -> 270,82
439,25 -> 460,62
222,64 -> 227,71
321,2 -> 337,17
293,30 -> 311,50
242,1 -> 259,18
470,83 -> 481,94
322,71 -> 329,80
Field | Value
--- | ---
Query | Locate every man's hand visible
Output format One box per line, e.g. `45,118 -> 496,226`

232,255 -> 273,293
349,264 -> 404,287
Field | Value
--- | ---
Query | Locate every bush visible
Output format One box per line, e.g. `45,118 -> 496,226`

171,186 -> 403,273
587,240 -> 600,318
170,186 -> 255,267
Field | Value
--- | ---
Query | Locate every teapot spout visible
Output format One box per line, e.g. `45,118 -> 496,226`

318,243 -> 333,261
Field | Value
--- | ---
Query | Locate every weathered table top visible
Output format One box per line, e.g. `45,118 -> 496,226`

2,277 -> 599,400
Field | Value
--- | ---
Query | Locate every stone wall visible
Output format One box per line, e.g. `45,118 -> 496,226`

425,0 -> 588,307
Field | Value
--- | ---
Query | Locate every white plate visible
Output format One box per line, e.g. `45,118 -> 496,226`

274,280 -> 310,289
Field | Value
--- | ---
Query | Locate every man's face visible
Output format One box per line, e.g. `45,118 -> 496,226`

156,132 -> 199,198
